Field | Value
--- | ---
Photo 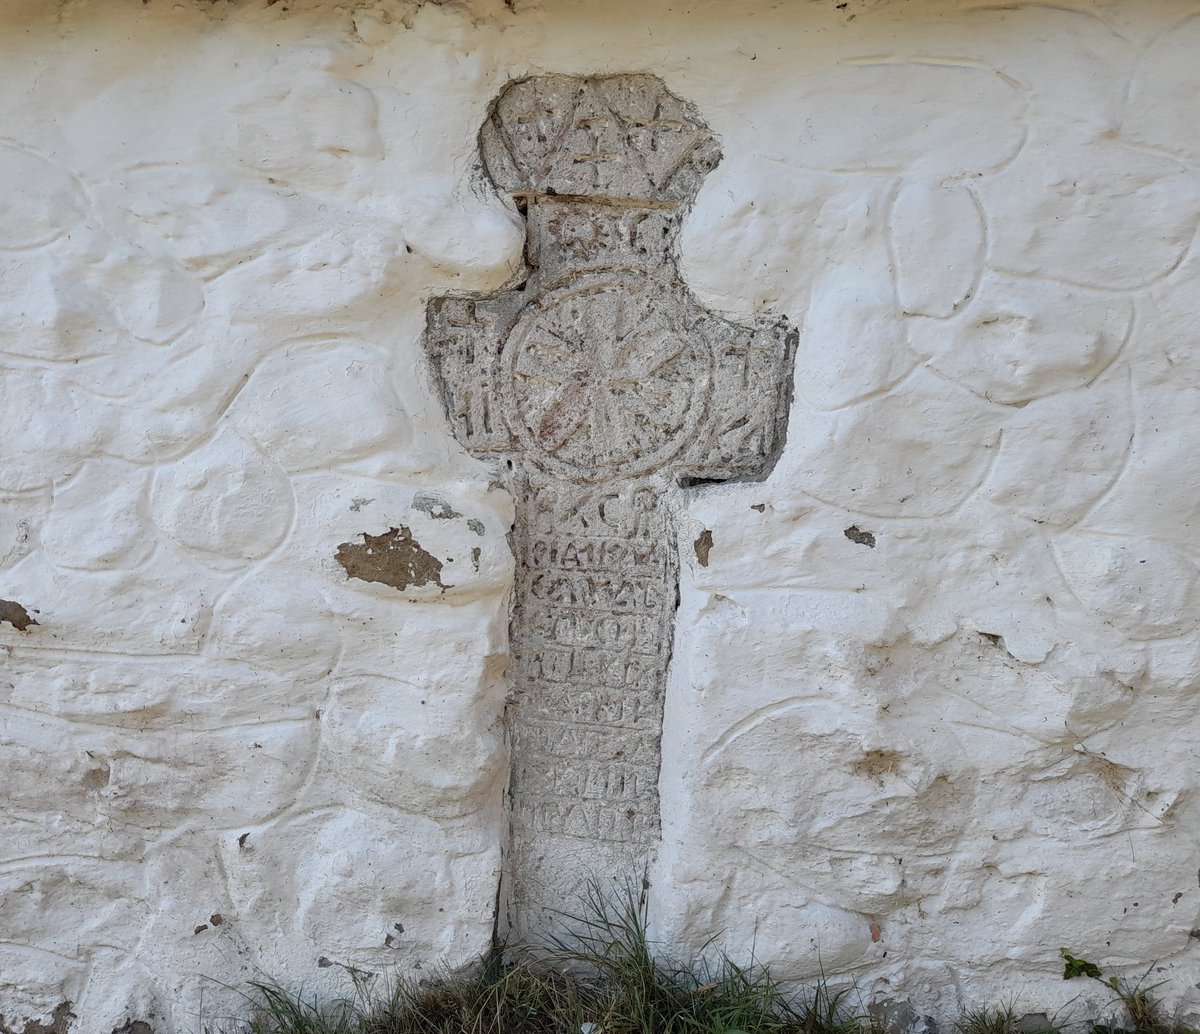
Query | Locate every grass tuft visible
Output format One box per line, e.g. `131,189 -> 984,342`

956,1003 -> 1061,1034
229,879 -> 875,1034
538,877 -> 872,1034
226,895 -> 1200,1034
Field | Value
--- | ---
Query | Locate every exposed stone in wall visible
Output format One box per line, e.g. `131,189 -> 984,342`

2,1 -> 1200,1031
425,73 -> 795,935
0,600 -> 38,632
335,526 -> 448,590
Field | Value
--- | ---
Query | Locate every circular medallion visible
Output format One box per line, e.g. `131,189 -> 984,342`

504,271 -> 711,482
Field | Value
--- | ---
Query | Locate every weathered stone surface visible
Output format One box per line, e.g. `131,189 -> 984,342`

427,73 -> 796,936
3,2 -> 1200,1031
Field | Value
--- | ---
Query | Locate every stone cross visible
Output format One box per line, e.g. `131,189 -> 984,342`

425,74 -> 796,938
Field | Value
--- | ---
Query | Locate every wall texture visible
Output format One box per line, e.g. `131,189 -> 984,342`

1,0 -> 1199,1031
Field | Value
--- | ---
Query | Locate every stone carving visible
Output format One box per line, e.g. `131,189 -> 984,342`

425,74 -> 796,935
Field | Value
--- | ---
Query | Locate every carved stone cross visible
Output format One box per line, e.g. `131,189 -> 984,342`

425,74 -> 796,937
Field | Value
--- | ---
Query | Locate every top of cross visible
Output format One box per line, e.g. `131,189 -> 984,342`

479,74 -> 722,205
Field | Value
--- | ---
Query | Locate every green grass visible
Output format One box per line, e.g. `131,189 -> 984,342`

219,891 -> 1200,1034
1059,950 -> 1198,1034
536,878 -> 871,1034
955,1002 -> 1061,1034
228,880 -> 878,1034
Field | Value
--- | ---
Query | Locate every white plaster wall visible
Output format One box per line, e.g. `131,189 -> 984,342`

1,0 -> 1199,1030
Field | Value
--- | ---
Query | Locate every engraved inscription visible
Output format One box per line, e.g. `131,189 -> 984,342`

424,74 -> 796,936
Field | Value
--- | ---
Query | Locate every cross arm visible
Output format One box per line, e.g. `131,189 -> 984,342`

425,294 -> 518,459
678,315 -> 798,485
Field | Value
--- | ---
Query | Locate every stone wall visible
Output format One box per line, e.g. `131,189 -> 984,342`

2,0 -> 1199,1030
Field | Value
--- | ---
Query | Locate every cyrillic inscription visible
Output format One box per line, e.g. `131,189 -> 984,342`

425,74 -> 795,936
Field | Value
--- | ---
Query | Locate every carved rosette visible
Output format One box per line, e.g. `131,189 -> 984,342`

425,74 -> 796,937
505,272 -> 712,483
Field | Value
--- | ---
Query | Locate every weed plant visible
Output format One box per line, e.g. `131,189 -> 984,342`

230,880 -> 874,1034
1059,950 -> 1197,1034
955,1002 -> 1061,1034
537,878 -> 869,1034
221,891 -> 1200,1034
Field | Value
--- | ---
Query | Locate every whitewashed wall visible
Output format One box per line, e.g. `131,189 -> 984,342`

2,0 -> 1199,1031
